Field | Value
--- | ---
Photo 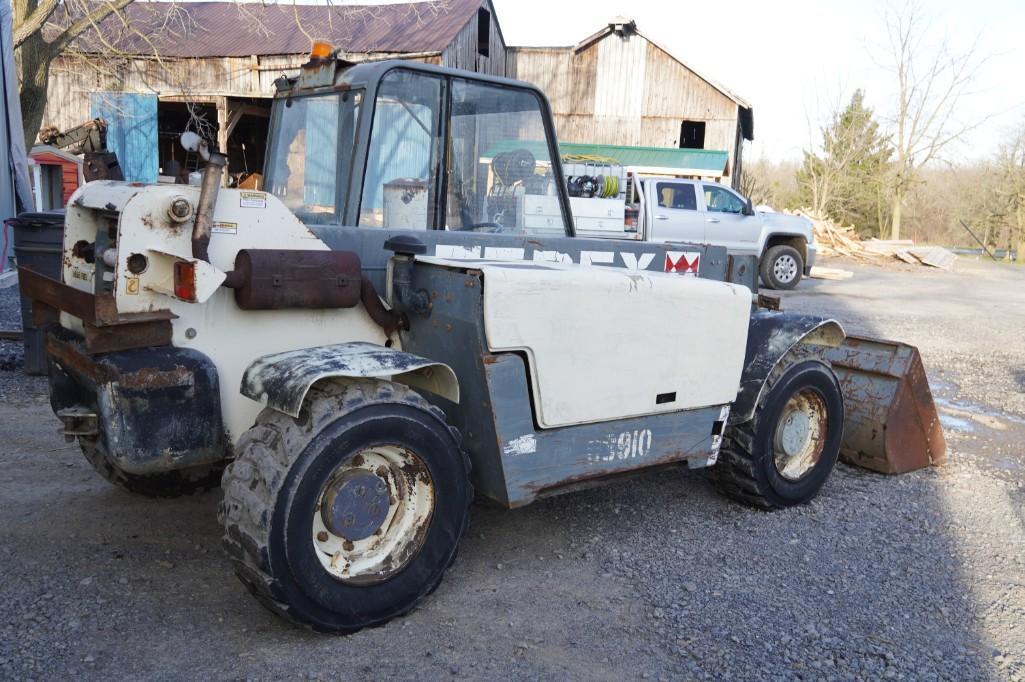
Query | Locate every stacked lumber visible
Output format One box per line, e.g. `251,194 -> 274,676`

864,238 -> 914,255
792,209 -> 957,270
794,210 -> 882,261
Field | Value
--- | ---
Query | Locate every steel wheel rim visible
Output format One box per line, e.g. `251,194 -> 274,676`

772,388 -> 828,481
773,254 -> 798,283
312,445 -> 435,585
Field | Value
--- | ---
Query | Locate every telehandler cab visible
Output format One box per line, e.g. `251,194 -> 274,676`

21,54 -> 851,632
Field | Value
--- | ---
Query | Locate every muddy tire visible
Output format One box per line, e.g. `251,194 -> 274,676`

713,346 -> 843,509
78,436 -> 224,497
219,379 -> 472,633
760,244 -> 804,290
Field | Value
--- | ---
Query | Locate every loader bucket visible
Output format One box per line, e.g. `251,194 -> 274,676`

823,335 -> 946,474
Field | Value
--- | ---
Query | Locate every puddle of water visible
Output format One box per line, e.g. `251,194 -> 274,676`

995,457 -> 1023,473
939,414 -> 975,433
933,397 -> 1025,431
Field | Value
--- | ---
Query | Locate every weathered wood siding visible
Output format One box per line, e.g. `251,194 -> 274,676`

508,33 -> 744,181
44,53 -> 290,133
440,0 -> 507,76
45,49 -> 444,134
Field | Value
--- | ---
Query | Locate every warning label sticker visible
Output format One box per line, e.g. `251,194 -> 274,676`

664,251 -> 700,276
239,191 -> 266,209
211,221 -> 238,234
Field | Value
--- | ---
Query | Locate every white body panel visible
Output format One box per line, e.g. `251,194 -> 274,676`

61,183 -> 389,443
421,257 -> 751,429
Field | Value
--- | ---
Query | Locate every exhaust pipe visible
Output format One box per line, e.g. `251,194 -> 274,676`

191,152 -> 227,262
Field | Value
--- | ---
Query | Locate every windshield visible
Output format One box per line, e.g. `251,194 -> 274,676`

265,89 -> 362,224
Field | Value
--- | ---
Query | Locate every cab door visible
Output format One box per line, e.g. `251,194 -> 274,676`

700,183 -> 759,254
647,180 -> 704,243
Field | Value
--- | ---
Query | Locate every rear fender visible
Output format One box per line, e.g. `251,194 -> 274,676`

241,342 -> 459,418
729,310 -> 845,424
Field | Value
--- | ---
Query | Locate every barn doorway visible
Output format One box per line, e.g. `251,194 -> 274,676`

679,121 -> 706,149
157,98 -> 271,187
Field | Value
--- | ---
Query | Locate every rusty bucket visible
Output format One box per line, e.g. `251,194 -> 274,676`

824,335 -> 946,474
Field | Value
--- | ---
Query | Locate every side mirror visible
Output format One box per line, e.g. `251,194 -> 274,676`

743,198 -> 755,216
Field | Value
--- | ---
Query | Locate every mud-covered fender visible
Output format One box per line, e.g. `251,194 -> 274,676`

241,341 -> 459,418
729,310 -> 845,425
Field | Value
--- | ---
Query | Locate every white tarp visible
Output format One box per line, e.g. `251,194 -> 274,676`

0,3 -> 35,271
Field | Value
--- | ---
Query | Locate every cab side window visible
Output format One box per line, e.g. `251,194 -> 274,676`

446,79 -> 567,235
656,182 -> 697,210
703,185 -> 745,214
358,71 -> 444,229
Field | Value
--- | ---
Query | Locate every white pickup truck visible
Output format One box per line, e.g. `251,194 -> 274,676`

569,175 -> 817,289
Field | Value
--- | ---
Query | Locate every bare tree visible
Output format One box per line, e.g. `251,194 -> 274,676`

13,0 -> 139,149
991,121 -> 1025,261
883,2 -> 988,240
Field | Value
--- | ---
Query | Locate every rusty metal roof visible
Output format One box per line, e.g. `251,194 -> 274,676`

58,0 -> 482,58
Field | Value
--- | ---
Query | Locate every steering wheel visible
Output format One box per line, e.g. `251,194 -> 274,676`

464,222 -> 505,233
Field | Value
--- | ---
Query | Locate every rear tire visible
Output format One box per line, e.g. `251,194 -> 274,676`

79,436 -> 224,497
760,244 -> 804,290
713,346 -> 843,509
219,379 -> 472,633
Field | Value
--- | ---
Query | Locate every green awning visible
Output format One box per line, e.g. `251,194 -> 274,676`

483,140 -> 729,176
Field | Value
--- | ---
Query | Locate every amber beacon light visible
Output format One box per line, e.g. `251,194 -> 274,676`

310,41 -> 333,59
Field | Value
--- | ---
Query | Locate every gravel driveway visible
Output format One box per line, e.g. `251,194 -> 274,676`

1,258 -> 1023,681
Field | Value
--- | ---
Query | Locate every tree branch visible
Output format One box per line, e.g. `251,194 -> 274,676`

13,0 -> 60,48
52,0 -> 136,54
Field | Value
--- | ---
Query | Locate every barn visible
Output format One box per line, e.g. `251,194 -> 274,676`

42,0 -> 507,185
507,18 -> 754,188
39,3 -> 752,188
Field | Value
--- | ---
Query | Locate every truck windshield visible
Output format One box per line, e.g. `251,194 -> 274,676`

265,89 -> 362,224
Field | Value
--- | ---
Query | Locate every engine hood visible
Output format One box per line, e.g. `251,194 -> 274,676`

761,212 -> 814,238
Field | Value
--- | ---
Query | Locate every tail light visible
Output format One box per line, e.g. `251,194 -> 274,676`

173,260 -> 197,301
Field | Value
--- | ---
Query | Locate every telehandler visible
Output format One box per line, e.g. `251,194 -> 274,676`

21,51 -> 862,632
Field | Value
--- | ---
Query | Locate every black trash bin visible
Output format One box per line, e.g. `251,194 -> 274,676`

10,211 -> 66,375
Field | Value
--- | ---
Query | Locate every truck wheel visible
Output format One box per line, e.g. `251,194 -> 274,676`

219,379 -> 472,633
760,245 -> 804,290
78,436 -> 224,497
713,347 -> 843,509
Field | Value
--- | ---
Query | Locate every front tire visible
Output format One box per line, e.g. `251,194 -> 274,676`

713,347 -> 843,509
219,379 -> 471,633
760,244 -> 804,290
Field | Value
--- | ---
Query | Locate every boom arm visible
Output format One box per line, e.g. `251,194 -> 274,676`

39,119 -> 109,154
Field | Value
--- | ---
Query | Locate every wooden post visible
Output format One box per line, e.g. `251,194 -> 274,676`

216,96 -> 229,186
250,55 -> 261,93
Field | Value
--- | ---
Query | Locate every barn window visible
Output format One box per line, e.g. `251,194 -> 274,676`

679,121 -> 706,149
477,7 -> 491,58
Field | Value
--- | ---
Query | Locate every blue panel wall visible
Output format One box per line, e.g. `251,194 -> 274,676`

90,92 -> 158,183
304,97 -> 338,207
362,102 -> 433,211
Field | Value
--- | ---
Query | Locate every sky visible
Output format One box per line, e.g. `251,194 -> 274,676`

491,0 -> 1025,163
